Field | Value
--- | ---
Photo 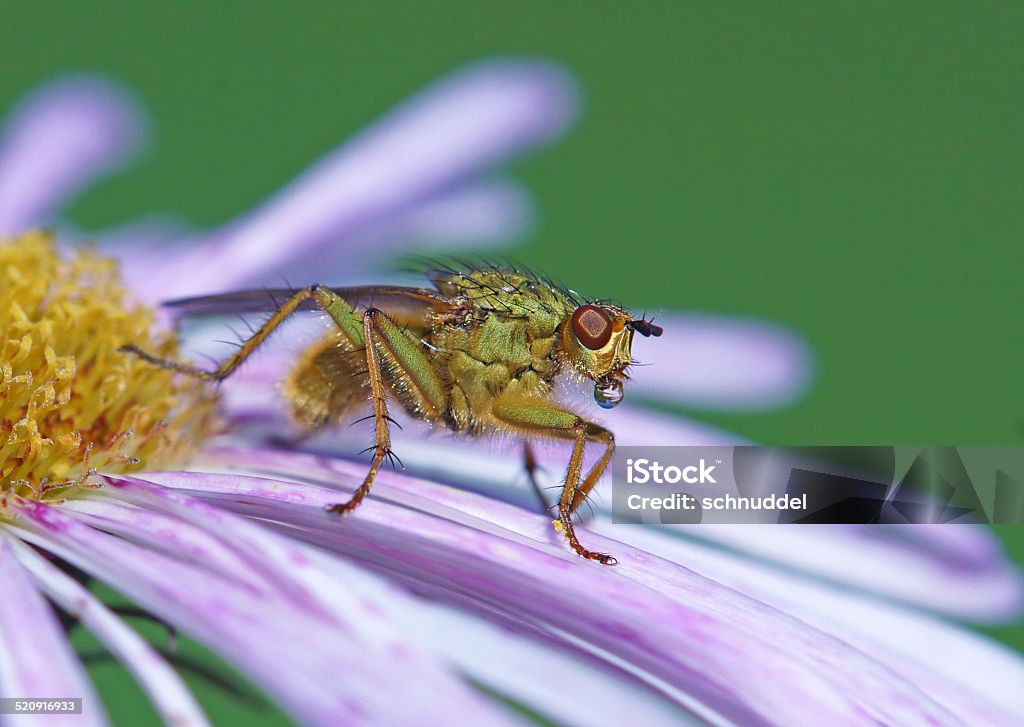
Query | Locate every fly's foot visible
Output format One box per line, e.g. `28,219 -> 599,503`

553,518 -> 618,566
324,502 -> 351,516
581,549 -> 618,566
324,497 -> 364,516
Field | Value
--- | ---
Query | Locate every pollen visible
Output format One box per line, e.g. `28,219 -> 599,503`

0,232 -> 217,514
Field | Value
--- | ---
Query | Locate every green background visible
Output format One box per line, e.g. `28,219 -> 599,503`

3,2 -> 1022,724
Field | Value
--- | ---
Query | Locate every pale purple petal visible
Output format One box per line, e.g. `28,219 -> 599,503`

384,177 -> 533,250
80,215 -> 195,256
871,524 -> 1007,572
9,539 -> 209,727
0,533 -> 107,727
267,178 -> 536,285
589,520 -> 1024,722
56,496 -> 277,591
380,598 -> 704,726
147,494 -> 701,726
684,524 -> 1024,622
144,59 -> 578,298
0,76 -> 146,234
146,458 -> 969,726
629,313 -> 814,410
109,476 -> 705,725
350,423 -> 1022,621
7,495 -> 516,727
196,447 -> 1022,624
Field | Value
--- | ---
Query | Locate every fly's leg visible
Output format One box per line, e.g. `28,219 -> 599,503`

492,398 -> 617,565
120,285 -> 364,382
569,423 -> 615,515
325,306 -> 448,515
123,287 -> 447,516
326,308 -> 392,515
560,421 -> 616,564
522,441 -> 552,514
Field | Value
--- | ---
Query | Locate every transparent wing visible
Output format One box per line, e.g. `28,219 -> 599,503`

164,286 -> 453,332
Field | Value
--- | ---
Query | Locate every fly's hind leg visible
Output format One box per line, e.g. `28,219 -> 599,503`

492,397 -> 617,565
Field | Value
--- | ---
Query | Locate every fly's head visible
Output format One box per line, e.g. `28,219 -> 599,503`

559,303 -> 663,410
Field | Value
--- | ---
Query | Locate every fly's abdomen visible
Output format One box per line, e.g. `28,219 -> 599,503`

282,334 -> 369,429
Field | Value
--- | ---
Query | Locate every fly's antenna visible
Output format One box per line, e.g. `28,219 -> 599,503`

627,314 -> 663,337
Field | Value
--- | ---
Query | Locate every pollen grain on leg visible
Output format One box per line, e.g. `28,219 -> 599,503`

0,232 -> 217,514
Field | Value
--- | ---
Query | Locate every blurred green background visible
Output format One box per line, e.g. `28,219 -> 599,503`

3,2 -> 1022,724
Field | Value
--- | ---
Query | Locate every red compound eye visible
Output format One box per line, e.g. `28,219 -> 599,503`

571,305 -> 613,350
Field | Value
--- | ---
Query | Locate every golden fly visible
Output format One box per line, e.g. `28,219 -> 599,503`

122,263 -> 662,564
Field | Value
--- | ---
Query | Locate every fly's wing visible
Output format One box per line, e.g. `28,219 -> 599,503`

163,286 -> 453,334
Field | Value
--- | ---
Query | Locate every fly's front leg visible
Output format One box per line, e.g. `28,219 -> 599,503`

322,301 -> 447,516
569,423 -> 615,515
560,421 -> 616,564
120,285 -> 358,382
492,398 -> 617,565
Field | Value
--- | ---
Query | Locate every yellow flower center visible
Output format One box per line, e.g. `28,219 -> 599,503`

0,232 -> 217,514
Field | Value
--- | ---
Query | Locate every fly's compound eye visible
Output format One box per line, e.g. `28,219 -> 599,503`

571,305 -> 613,350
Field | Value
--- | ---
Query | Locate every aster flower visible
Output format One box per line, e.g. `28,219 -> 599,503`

1,59 -> 1022,727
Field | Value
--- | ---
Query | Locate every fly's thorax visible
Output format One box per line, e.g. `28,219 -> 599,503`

434,269 -> 576,323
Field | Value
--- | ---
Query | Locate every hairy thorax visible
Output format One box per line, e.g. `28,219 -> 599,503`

429,270 -> 572,434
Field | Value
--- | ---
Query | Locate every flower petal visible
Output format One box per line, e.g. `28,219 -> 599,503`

147,59 -> 578,298
374,595 -> 706,727
0,531 -> 107,726
267,177 -> 536,285
0,76 -> 146,234
8,537 -> 210,727
682,524 -> 1024,623
628,313 -> 814,410
8,494 -> 516,727
586,520 -> 1024,723
108,475 -> 707,725
150,455 -> 969,726
54,495 -> 278,592
380,177 -> 534,251
142,488 -> 702,727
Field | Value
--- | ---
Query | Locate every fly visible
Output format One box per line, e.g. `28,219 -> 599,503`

121,264 -> 662,565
